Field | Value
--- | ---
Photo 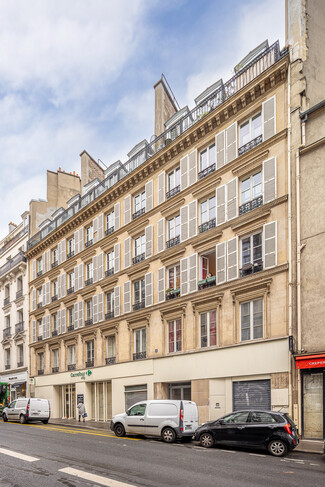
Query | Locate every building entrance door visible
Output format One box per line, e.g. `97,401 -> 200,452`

60,384 -> 76,419
302,372 -> 324,439
90,382 -> 112,421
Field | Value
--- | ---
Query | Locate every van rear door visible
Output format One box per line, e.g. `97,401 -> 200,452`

30,399 -> 49,419
183,401 -> 198,434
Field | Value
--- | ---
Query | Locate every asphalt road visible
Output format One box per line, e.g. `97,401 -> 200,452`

0,422 -> 324,487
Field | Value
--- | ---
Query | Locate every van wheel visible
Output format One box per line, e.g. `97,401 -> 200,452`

42,420 -> 49,424
268,439 -> 288,457
199,432 -> 214,448
2,414 -> 7,422
162,427 -> 176,443
20,415 -> 26,424
114,423 -> 125,437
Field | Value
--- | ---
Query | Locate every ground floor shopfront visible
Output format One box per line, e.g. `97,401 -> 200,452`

33,338 -> 289,423
0,370 -> 28,405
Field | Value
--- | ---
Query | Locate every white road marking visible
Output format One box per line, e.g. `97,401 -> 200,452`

249,453 -> 266,457
310,463 -> 320,466
217,449 -> 236,453
281,458 -> 305,464
0,447 -> 39,462
59,467 -> 138,487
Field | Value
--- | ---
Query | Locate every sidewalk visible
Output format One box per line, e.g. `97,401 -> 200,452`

49,419 -> 324,454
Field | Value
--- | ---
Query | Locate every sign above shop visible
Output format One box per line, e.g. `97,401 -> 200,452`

296,354 -> 325,369
70,370 -> 92,380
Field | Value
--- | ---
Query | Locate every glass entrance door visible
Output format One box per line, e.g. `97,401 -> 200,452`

60,384 -> 76,419
90,382 -> 112,421
303,372 -> 323,439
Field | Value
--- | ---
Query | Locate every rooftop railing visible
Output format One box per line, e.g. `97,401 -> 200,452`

0,225 -> 28,256
28,42 -> 286,250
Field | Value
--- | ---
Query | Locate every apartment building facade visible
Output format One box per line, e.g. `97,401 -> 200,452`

27,41 -> 290,423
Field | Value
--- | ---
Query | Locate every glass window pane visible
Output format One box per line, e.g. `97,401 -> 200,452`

241,177 -> 251,203
240,121 -> 250,146
200,201 -> 208,223
200,149 -> 208,171
209,197 -> 216,220
209,144 -> 216,166
241,237 -> 251,265
252,113 -> 262,139
175,168 -> 180,187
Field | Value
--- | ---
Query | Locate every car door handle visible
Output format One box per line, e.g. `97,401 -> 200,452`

237,426 -> 245,429
140,418 -> 144,421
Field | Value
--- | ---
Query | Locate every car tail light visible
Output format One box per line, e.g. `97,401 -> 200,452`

284,423 -> 292,435
180,409 -> 184,422
26,403 -> 29,417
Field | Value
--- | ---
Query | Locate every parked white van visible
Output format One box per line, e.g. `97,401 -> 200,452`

110,400 -> 198,443
2,398 -> 50,424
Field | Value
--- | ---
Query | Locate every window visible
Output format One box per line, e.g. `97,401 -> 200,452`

168,319 -> 182,353
86,340 -> 94,365
52,248 -> 58,265
86,262 -> 93,284
134,191 -> 146,215
240,232 -> 263,276
68,271 -> 74,292
106,292 -> 114,318
167,167 -> 180,197
129,403 -> 146,416
17,277 -> 23,293
199,143 -> 216,172
37,257 -> 43,275
241,171 -> 262,204
38,352 -> 44,371
223,411 -> 250,424
239,113 -> 262,148
17,309 -> 23,324
68,237 -> 75,257
168,382 -> 191,400
200,196 -> 216,224
168,265 -> 180,290
86,225 -> 93,245
5,349 -> 10,368
4,284 -> 10,299
106,336 -> 116,362
167,215 -> 180,240
200,310 -> 217,347
106,211 -> 114,234
52,313 -> 57,333
251,411 -> 277,424
134,327 -> 146,360
37,319 -> 42,338
68,345 -> 76,365
134,235 -> 145,257
5,315 -> 10,328
106,250 -> 114,275
37,287 -> 42,306
68,307 -> 74,329
17,345 -> 23,366
86,300 -> 93,321
240,298 -> 263,341
53,349 -> 59,368
53,280 -> 58,298
133,279 -> 145,308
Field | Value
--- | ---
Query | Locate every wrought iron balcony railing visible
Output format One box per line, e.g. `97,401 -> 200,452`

52,367 -> 59,373
166,235 -> 180,249
198,163 -> 216,180
52,295 -> 58,302
17,361 -> 23,368
37,270 -> 43,277
238,134 -> 263,156
67,286 -> 74,295
5,364 -> 10,370
85,278 -> 93,286
166,185 -> 181,199
68,325 -> 74,332
38,369 -> 44,375
52,330 -> 58,337
240,260 -> 263,277
198,276 -> 216,290
0,251 -> 27,278
16,290 -> 23,299
133,253 -> 145,265
3,327 -> 11,339
68,364 -> 76,371
106,356 -> 116,365
3,297 -> 10,306
85,319 -> 93,327
52,261 -> 58,269
85,239 -> 93,248
133,351 -> 146,361
67,251 -> 75,259
86,359 -> 94,368
133,208 -> 145,220
106,226 -> 114,236
105,311 -> 114,320
38,335 -> 43,341
15,322 -> 24,334
37,302 -> 43,309
106,268 -> 114,277
199,218 -> 216,234
239,195 -> 263,216
133,300 -> 145,311
166,288 -> 180,300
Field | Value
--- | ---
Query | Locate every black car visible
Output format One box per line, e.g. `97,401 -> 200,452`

194,410 -> 299,456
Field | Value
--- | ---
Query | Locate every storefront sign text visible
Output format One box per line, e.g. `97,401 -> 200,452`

70,370 -> 92,380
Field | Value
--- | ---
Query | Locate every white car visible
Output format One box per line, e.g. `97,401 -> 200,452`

2,398 -> 50,424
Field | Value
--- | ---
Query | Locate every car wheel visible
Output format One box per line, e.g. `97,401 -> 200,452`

20,415 -> 26,424
199,432 -> 215,448
161,427 -> 176,443
268,439 -> 288,457
114,423 -> 125,437
42,420 -> 49,424
2,414 -> 7,422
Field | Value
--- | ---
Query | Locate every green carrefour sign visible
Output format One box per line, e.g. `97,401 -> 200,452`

70,370 -> 92,380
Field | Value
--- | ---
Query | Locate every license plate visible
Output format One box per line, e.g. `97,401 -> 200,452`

185,425 -> 192,430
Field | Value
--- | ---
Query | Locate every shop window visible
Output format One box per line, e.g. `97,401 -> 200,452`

240,298 -> 263,341
200,310 -> 217,347
168,319 -> 182,353
168,382 -> 191,400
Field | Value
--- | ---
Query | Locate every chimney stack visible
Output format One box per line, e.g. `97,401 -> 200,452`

153,76 -> 178,137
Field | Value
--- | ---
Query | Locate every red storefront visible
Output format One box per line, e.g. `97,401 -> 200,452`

296,354 -> 325,439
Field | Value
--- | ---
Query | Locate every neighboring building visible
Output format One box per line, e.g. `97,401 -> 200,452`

0,215 -> 29,404
287,0 -> 325,440
27,40 -> 291,423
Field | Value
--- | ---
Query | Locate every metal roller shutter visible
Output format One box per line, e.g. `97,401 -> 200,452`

233,379 -> 271,411
124,385 -> 147,410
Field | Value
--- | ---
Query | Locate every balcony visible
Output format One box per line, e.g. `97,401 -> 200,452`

133,208 -> 145,220
105,311 -> 114,320
85,278 -> 93,286
85,239 -> 93,248
37,302 -> 43,309
17,361 -> 23,368
166,235 -> 180,249
106,226 -> 114,236
5,364 -> 10,370
52,330 -> 58,337
68,325 -> 74,332
133,252 -> 145,265
106,356 -> 116,365
52,367 -> 59,373
52,261 -> 58,269
199,218 -> 216,234
3,327 -> 11,339
15,322 -> 24,334
240,260 -> 263,277
166,288 -> 180,300
198,276 -> 216,290
133,351 -> 146,361
67,251 -> 75,259
239,195 -> 263,216
133,300 -> 145,311
166,185 -> 181,199
16,290 -> 23,300
238,134 -> 263,157
3,297 -> 10,306
0,251 -> 27,278
38,369 -> 44,375
85,319 -> 93,327
52,295 -> 58,302
105,268 -> 114,277
37,270 -> 43,277
68,364 -> 76,371
86,359 -> 94,368
67,287 -> 74,295
198,163 -> 216,180
38,336 -> 43,341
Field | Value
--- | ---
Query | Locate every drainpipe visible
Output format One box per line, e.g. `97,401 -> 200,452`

287,61 -> 293,419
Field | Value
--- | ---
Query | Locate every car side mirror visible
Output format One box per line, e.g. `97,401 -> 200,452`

126,409 -> 130,416
218,419 -> 225,425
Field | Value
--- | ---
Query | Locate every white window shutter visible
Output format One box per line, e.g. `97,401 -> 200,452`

180,154 -> 188,191
74,265 -> 79,292
46,282 -> 50,305
98,293 -> 104,322
145,272 -> 153,307
57,310 -> 61,335
114,243 -> 120,273
32,260 -> 37,280
188,200 -> 197,239
188,253 -> 198,293
158,267 -> 165,303
93,294 -> 98,324
40,317 -> 44,338
157,218 -> 165,253
46,251 -> 51,273
114,285 -> 120,317
79,301 -> 84,328
98,252 -> 104,281
124,281 -> 131,314
124,195 -> 131,225
42,283 -> 46,304
145,180 -> 153,212
145,225 -> 153,259
61,308 -> 66,334
98,213 -> 104,241
216,185 -> 226,225
216,130 -> 225,169
227,237 -> 238,281
32,320 -> 37,342
93,216 -> 98,242
78,263 -> 83,290
180,204 -> 189,242
158,171 -> 165,205
42,252 -> 46,273
263,157 -> 277,203
93,255 -> 98,283
61,272 -> 66,297
79,228 -> 84,252
46,315 -> 50,338
74,302 -> 79,329
61,239 -> 66,263
216,242 -> 226,284
180,257 -> 188,296
124,237 -> 131,268
32,289 -> 36,311
262,95 -> 276,141
226,178 -> 238,221
74,230 -> 79,254
188,149 -> 197,186
226,121 -> 237,164
114,202 -> 120,231
263,221 -> 277,269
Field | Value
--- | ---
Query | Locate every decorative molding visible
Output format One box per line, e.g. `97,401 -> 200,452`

192,178 -> 221,199
192,231 -> 222,251
126,263 -> 150,280
160,247 -> 186,266
161,198 -> 185,218
127,313 -> 151,328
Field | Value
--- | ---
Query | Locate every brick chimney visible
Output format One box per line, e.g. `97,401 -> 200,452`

153,76 -> 178,137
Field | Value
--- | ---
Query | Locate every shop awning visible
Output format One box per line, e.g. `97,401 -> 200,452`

296,354 -> 325,369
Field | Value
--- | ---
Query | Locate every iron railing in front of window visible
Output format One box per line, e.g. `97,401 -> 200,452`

133,253 -> 145,265
67,287 -> 74,295
17,361 -> 24,368
52,367 -> 59,373
166,185 -> 181,199
238,134 -> 263,157
52,295 -> 58,302
68,364 -> 76,371
198,163 -> 216,180
37,302 -> 43,309
85,278 -> 93,286
85,319 -> 93,327
37,270 -> 43,277
166,288 -> 180,300
38,335 -> 43,341
3,327 -> 11,339
0,251 -> 27,278
68,325 -> 74,332
106,268 -> 114,277
106,226 -> 114,236
52,330 -> 58,337
199,218 -> 216,234
86,359 -> 94,368
106,356 -> 116,365
38,369 -> 44,375
52,261 -> 58,269
239,195 -> 263,216
133,351 -> 146,361
240,260 -> 263,277
133,208 -> 145,220
133,300 -> 145,311
166,235 -> 180,249
85,239 -> 93,248
15,322 -> 24,333
3,297 -> 10,306
198,276 -> 216,290
67,251 -> 75,259
16,290 -> 23,299
105,311 -> 114,320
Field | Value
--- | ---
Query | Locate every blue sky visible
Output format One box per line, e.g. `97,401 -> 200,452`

0,0 -> 285,238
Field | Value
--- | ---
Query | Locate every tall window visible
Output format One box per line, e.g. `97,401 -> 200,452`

199,143 -> 215,171
86,300 -> 93,321
17,277 -> 23,293
134,235 -> 145,257
106,336 -> 116,360
52,313 -> 57,333
106,250 -> 115,274
167,167 -> 180,192
68,271 -> 74,290
168,319 -> 182,353
37,257 -> 43,275
5,349 -> 10,368
17,345 -> 24,366
52,248 -> 58,265
68,307 -> 74,328
17,309 -> 23,324
239,113 -> 262,147
168,215 -> 180,240
53,349 -> 59,368
134,279 -> 145,304
241,298 -> 263,341
241,233 -> 262,266
106,292 -> 114,316
86,340 -> 94,364
106,211 -> 114,232
134,328 -> 146,359
134,191 -> 146,213
5,315 -> 10,329
241,171 -> 262,204
168,265 -> 180,290
38,352 -> 44,371
53,279 -> 58,298
86,225 -> 93,244
200,310 -> 217,347
86,262 -> 93,282
37,287 -> 42,306
68,237 -> 75,256
68,345 -> 76,365
4,284 -> 10,299
200,196 -> 216,224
